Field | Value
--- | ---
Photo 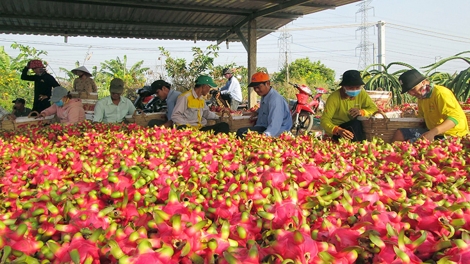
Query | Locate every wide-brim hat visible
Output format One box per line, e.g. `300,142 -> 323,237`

71,66 -> 92,76
50,86 -> 69,102
110,78 -> 125,94
248,72 -> 270,87
195,75 -> 217,87
399,69 -> 426,94
339,70 -> 365,86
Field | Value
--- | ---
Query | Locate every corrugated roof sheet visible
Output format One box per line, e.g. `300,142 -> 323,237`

0,0 -> 360,42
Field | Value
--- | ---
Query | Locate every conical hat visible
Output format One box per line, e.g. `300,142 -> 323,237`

71,66 -> 92,76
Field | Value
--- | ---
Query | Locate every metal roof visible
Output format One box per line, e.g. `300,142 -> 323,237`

0,0 -> 360,43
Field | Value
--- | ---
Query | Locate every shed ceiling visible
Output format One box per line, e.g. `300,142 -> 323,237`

0,0 -> 361,43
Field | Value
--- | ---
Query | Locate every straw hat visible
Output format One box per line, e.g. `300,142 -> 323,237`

71,66 -> 92,77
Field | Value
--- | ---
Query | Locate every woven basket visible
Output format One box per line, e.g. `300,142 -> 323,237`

219,112 -> 253,132
71,92 -> 98,100
125,110 -> 166,127
1,111 -> 53,131
465,110 -> 470,125
359,111 -> 425,143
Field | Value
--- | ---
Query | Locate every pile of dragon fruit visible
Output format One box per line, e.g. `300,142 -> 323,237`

1,121 -> 470,263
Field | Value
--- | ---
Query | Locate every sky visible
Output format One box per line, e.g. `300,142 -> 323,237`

1,0 -> 469,82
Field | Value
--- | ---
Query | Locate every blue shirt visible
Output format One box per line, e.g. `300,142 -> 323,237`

93,96 -> 136,123
255,87 -> 292,137
166,89 -> 181,120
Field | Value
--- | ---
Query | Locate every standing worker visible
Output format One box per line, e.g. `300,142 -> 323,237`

21,59 -> 60,113
219,68 -> 243,111
71,66 -> 97,94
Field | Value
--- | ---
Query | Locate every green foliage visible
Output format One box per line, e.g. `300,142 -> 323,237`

422,51 -> 470,102
273,58 -> 335,100
363,62 -> 418,106
160,45 -> 219,92
0,44 -> 48,110
96,55 -> 150,100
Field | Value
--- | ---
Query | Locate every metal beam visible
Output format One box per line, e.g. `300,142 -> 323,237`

0,26 -> 223,41
0,15 -> 232,30
235,29 -> 248,52
217,0 -> 314,44
39,0 -> 250,16
249,0 -> 336,8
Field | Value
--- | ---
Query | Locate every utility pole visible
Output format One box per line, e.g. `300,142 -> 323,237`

356,0 -> 374,70
377,20 -> 386,71
278,26 -> 292,83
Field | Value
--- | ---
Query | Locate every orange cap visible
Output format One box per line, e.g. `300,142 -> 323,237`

248,72 -> 270,87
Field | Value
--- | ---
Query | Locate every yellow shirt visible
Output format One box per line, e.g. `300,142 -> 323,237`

321,89 -> 378,136
418,85 -> 468,137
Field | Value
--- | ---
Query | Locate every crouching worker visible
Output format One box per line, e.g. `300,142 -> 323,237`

320,70 -> 378,142
236,72 -> 292,138
392,69 -> 468,142
38,86 -> 85,125
171,75 -> 229,135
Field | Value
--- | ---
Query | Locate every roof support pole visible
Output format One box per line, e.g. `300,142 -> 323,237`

247,19 -> 258,109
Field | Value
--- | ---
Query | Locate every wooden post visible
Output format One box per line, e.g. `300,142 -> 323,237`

247,19 -> 258,109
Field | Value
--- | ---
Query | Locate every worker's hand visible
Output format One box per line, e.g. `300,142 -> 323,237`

249,112 -> 258,122
36,112 -> 47,119
420,130 -> 437,142
348,108 -> 364,118
38,95 -> 48,101
336,127 -> 354,140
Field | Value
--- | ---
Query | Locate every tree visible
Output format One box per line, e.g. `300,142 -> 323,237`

0,44 -> 48,110
160,45 -> 219,92
96,55 -> 150,99
273,58 -> 335,100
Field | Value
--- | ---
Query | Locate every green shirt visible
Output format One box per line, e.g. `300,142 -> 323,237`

93,96 -> 136,123
321,88 -> 378,136
418,84 -> 468,137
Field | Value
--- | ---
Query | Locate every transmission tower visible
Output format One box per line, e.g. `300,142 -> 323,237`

278,26 -> 292,83
356,0 -> 374,70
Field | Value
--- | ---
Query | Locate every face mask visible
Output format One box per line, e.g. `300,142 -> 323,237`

345,89 -> 361,97
419,84 -> 433,99
55,100 -> 64,107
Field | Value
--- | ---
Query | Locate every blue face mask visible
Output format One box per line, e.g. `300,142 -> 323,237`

55,100 -> 64,107
345,89 -> 361,97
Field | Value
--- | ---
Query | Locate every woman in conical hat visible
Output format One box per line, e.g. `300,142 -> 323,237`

71,66 -> 97,93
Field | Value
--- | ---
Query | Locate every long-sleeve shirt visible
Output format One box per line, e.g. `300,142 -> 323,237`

165,89 -> 181,120
418,84 -> 468,137
220,76 -> 242,103
255,87 -> 292,137
21,67 -> 60,113
41,98 -> 85,125
320,88 -> 378,136
93,96 -> 136,123
73,77 -> 97,93
171,88 -> 218,128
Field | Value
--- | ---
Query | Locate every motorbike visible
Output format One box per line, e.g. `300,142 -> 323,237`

134,86 -> 167,113
289,83 -> 327,135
